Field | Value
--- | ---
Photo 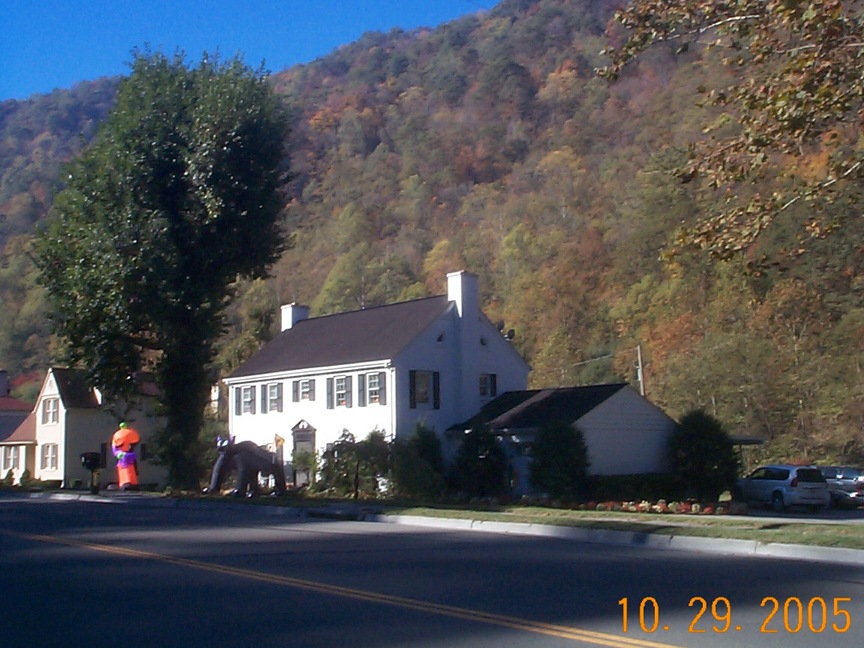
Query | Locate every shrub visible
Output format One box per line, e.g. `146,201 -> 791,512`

669,410 -> 739,500
19,468 -> 33,488
529,421 -> 589,501
317,429 -> 391,499
449,424 -> 508,498
391,424 -> 445,501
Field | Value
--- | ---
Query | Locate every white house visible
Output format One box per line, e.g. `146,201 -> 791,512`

1,368 -> 167,488
449,383 -> 677,497
224,271 -> 530,471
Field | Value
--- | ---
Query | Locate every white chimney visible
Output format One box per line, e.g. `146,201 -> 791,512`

447,270 -> 479,318
281,303 -> 310,331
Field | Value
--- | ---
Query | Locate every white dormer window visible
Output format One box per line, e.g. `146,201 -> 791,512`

41,397 -> 59,425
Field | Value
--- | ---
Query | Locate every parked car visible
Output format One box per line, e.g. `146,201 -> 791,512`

819,466 -> 864,508
734,465 -> 830,512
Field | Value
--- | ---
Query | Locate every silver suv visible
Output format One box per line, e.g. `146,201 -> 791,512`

735,465 -> 830,512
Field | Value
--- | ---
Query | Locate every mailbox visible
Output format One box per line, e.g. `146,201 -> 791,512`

80,452 -> 101,471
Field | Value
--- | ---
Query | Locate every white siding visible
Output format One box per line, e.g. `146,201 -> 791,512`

226,272 -> 529,459
228,363 -> 396,453
33,370 -> 167,488
578,387 -> 675,475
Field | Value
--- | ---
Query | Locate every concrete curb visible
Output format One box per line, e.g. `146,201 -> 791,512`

9,493 -> 864,566
365,513 -> 864,566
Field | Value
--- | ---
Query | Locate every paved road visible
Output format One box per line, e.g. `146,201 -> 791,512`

2,496 -> 863,648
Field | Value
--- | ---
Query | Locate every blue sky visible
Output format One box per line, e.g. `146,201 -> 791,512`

0,1 -> 492,101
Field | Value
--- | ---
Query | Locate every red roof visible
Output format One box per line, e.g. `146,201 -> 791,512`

0,395 -> 32,412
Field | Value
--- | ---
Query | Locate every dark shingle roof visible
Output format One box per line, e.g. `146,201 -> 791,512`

229,296 -> 452,379
452,383 -> 629,431
52,368 -> 100,409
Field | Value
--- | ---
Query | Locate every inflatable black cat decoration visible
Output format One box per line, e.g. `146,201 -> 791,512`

205,436 -> 287,497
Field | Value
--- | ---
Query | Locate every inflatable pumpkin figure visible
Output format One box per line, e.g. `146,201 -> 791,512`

112,422 -> 140,490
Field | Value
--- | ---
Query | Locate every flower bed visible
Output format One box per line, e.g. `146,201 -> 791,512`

579,499 -> 736,515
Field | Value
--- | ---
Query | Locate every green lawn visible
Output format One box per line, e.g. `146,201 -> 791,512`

383,505 -> 864,550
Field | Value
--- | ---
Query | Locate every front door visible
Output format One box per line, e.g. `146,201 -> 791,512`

291,420 -> 316,487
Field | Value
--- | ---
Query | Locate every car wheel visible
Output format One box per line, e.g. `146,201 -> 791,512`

771,492 -> 786,513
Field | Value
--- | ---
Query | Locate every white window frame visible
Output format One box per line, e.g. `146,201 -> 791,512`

300,379 -> 312,400
2,446 -> 20,472
266,383 -> 281,412
241,386 -> 255,414
41,443 -> 58,471
366,373 -> 380,404
41,397 -> 59,425
335,376 -> 348,407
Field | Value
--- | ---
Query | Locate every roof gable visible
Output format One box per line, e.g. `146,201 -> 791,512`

50,368 -> 100,409
230,295 -> 452,379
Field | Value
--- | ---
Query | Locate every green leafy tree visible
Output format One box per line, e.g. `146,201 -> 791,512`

215,278 -> 279,376
529,421 -> 590,501
34,50 -> 288,488
601,0 -> 864,261
670,410 -> 739,500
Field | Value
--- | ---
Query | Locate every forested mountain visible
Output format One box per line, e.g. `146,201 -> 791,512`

1,0 -> 862,465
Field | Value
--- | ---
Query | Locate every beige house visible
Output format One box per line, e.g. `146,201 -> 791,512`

450,383 -> 677,497
1,368 -> 167,488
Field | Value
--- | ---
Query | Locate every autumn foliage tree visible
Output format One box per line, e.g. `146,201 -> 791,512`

35,51 -> 288,488
601,0 -> 864,260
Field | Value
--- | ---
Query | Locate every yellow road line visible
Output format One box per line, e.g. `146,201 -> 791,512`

5,529 -> 685,648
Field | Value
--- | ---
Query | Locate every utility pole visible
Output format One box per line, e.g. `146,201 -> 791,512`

636,344 -> 645,396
